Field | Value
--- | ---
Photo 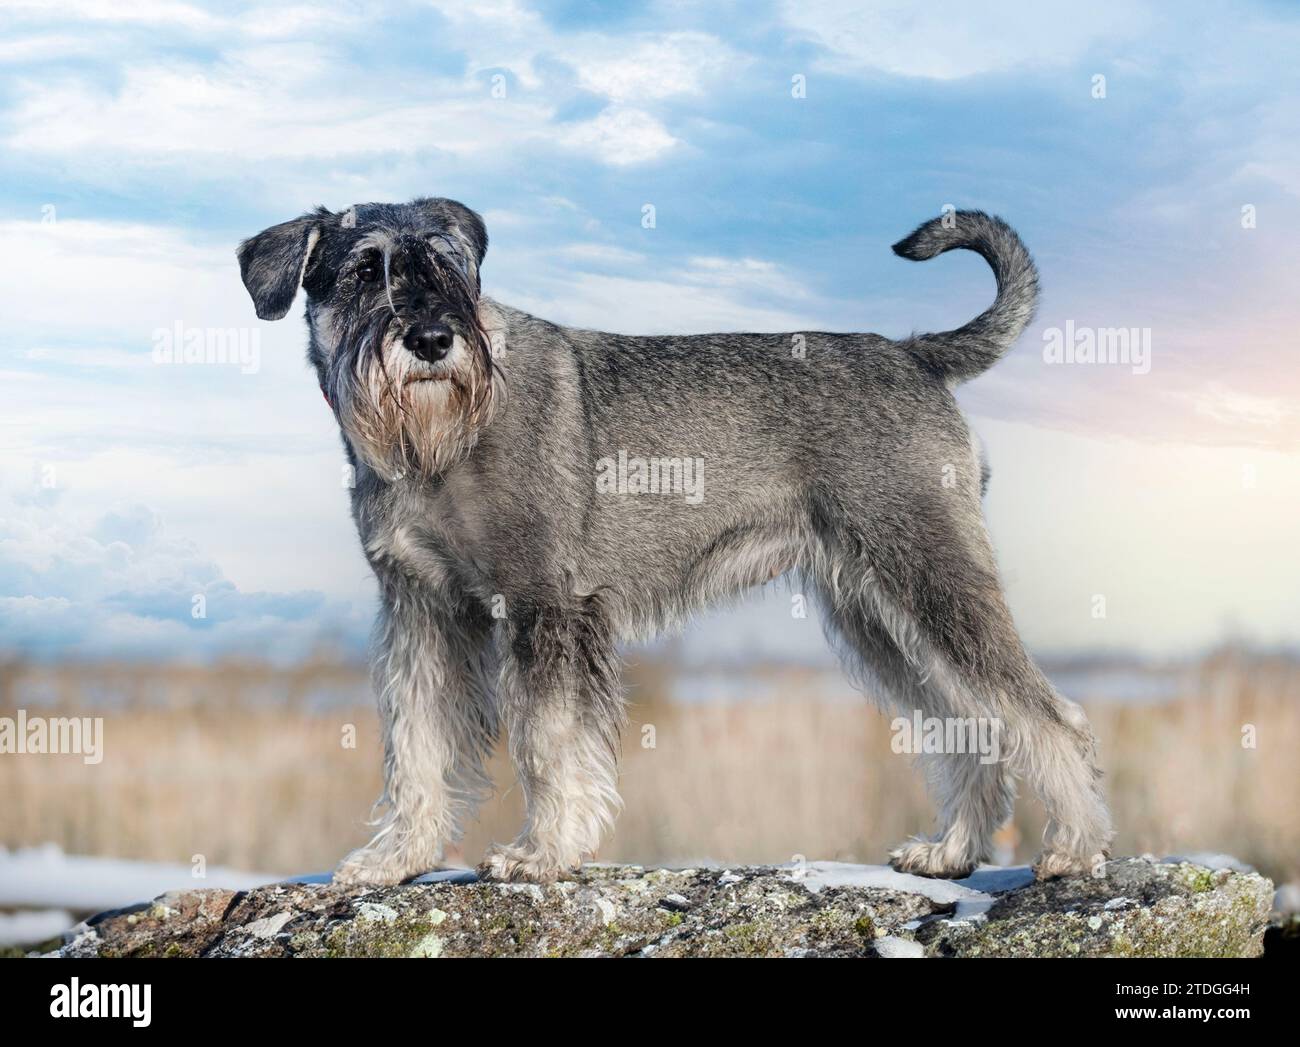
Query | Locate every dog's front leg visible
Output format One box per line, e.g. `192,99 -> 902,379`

334,578 -> 497,887
478,602 -> 625,883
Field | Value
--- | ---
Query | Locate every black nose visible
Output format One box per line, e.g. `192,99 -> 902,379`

402,322 -> 454,362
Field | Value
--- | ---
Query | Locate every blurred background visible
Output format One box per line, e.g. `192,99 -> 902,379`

3,643 -> 1299,952
1,0 -> 1298,950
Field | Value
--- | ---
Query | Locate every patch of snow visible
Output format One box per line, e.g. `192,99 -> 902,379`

0,908 -> 74,947
1162,853 -> 1254,873
950,897 -> 996,923
780,861 -> 990,905
874,935 -> 924,958
0,844 -> 279,912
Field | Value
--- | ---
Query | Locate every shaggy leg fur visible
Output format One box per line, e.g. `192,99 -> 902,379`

478,601 -> 625,883
822,585 -> 1016,878
334,576 -> 497,886
813,479 -> 1111,880
895,751 -> 1017,878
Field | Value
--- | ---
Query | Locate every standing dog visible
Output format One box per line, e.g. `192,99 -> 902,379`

238,199 -> 1112,884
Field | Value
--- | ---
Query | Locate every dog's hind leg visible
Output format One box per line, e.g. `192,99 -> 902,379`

814,487 -> 1112,879
334,573 -> 498,886
478,598 -> 626,883
822,592 -> 1015,878
870,516 -> 1111,879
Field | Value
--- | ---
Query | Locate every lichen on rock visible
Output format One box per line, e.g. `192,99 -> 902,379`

47,857 -> 1273,959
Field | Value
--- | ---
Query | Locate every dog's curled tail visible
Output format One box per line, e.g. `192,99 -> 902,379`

891,210 -> 1039,383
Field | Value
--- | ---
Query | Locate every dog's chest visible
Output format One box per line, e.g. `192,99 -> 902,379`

359,478 -> 489,591
365,517 -> 445,579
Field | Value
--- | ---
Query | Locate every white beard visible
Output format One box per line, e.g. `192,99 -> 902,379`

339,335 -> 497,480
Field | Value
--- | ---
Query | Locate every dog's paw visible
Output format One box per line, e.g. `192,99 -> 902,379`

888,840 -> 977,880
477,844 -> 573,884
333,843 -> 434,887
1031,850 -> 1104,880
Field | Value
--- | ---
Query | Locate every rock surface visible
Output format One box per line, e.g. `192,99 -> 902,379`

50,857 -> 1273,958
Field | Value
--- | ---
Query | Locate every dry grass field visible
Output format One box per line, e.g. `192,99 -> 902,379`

1,648 -> 1297,885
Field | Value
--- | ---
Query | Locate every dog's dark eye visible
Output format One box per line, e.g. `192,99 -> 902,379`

357,261 -> 380,283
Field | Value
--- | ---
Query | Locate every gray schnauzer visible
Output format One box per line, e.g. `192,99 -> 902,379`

238,198 -> 1112,884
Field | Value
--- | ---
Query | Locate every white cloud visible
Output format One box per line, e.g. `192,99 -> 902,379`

555,243 -> 647,265
0,214 -> 375,617
0,32 -> 98,62
3,42 -> 695,172
5,0 -> 221,31
490,239 -> 855,334
0,219 -> 232,340
1,4 -> 753,177
1230,96 -> 1300,200
500,269 -> 824,334
423,4 -> 744,105
423,0 -> 550,89
559,105 -> 678,166
564,31 -> 746,103
684,256 -> 812,300
0,494 -> 368,660
4,60 -> 557,165
2,0 -> 360,38
1182,382 -> 1292,429
781,0 -> 1150,80
23,346 -> 153,369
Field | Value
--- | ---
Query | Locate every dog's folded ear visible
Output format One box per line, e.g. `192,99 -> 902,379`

412,197 -> 488,284
237,213 -> 324,321
443,200 -> 488,270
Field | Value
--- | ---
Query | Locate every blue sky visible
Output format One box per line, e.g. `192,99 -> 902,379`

2,0 -> 1298,663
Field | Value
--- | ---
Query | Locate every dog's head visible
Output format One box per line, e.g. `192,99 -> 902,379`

238,197 -> 498,479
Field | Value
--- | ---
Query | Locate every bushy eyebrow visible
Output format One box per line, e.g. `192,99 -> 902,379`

349,230 -> 396,256
346,228 -> 472,314
427,231 -> 471,277
346,232 -> 398,314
